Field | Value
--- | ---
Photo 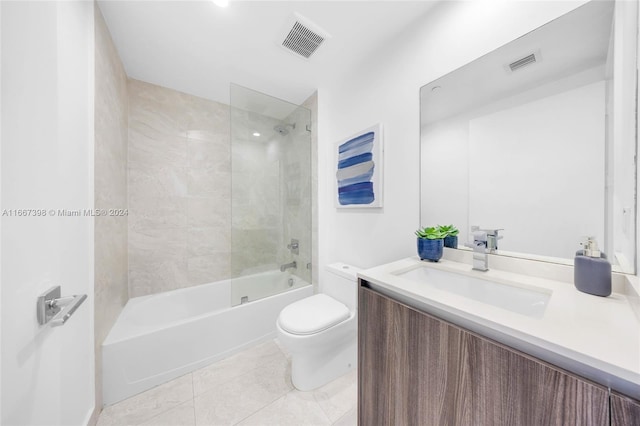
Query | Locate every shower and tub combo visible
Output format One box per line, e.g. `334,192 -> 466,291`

102,84 -> 314,404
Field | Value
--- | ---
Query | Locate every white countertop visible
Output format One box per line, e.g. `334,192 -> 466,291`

358,256 -> 640,399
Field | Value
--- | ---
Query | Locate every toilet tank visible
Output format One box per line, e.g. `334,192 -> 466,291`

324,263 -> 361,311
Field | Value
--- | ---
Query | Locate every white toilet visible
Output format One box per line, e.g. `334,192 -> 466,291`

276,262 -> 360,391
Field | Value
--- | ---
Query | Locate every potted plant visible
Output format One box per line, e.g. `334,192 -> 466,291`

415,226 -> 446,262
437,224 -> 459,249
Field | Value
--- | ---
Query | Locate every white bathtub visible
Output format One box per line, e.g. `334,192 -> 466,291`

102,271 -> 312,405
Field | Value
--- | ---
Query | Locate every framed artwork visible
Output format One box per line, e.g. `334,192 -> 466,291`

335,123 -> 383,208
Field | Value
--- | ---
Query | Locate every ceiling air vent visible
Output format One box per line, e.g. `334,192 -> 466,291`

510,54 -> 537,71
279,13 -> 331,60
506,50 -> 542,73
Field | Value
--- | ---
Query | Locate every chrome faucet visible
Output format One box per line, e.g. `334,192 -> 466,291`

465,227 -> 503,271
280,261 -> 297,272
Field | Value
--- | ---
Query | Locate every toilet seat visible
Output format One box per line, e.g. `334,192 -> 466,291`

278,294 -> 350,335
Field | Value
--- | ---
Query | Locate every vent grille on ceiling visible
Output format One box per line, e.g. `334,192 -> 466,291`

282,21 -> 325,58
509,53 -> 537,72
279,13 -> 331,60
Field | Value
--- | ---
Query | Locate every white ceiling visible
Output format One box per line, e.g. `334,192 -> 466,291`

98,0 -> 438,106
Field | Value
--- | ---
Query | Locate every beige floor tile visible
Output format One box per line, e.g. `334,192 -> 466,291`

332,407 -> 357,426
99,374 -> 193,425
313,369 -> 357,423
98,340 -> 358,426
139,401 -> 195,426
192,340 -> 285,395
193,356 -> 292,425
96,411 -> 130,426
237,390 -> 332,426
273,337 -> 291,360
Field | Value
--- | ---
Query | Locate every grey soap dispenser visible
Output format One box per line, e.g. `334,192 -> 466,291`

574,237 -> 611,297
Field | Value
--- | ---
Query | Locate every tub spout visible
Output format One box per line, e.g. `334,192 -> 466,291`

280,261 -> 297,272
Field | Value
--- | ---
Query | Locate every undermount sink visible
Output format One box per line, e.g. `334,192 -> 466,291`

396,266 -> 551,318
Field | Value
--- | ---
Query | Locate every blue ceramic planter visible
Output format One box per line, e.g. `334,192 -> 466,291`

417,238 -> 443,262
444,235 -> 458,249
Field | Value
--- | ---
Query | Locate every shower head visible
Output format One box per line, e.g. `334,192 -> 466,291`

273,122 -> 295,136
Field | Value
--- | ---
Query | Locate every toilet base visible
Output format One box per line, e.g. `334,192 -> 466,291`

290,338 -> 357,391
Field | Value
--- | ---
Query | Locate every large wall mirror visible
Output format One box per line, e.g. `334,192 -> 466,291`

420,0 -> 638,273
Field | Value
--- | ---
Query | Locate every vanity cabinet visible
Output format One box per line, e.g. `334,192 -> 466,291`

611,392 -> 640,425
358,283 -> 610,426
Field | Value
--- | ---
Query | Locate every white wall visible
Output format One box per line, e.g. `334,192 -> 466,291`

1,1 -> 95,424
318,0 -> 589,281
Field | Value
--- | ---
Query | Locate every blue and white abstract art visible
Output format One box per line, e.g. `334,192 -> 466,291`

336,124 -> 383,208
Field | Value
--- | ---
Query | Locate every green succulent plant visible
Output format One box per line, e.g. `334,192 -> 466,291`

437,224 -> 459,237
415,226 -> 446,240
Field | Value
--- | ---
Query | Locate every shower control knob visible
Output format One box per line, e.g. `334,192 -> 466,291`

287,239 -> 299,255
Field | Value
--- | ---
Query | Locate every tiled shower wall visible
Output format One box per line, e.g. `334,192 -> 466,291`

230,101 -> 315,287
127,79 -> 231,297
230,108 -> 283,277
94,6 -> 129,410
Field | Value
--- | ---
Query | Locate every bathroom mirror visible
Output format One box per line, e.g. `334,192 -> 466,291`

420,0 -> 638,273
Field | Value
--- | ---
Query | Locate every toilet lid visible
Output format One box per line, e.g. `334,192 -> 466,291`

278,294 -> 350,335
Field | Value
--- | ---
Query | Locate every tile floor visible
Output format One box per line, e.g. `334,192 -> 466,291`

97,340 -> 357,426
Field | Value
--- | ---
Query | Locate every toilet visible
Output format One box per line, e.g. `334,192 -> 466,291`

276,262 -> 360,391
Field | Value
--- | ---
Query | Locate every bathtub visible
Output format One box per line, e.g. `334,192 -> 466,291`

102,270 -> 312,405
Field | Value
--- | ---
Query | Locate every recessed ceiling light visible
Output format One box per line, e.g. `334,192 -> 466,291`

431,86 -> 442,92
253,132 -> 261,137
212,0 -> 229,8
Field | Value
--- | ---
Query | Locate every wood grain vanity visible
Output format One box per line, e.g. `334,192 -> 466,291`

357,259 -> 640,426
